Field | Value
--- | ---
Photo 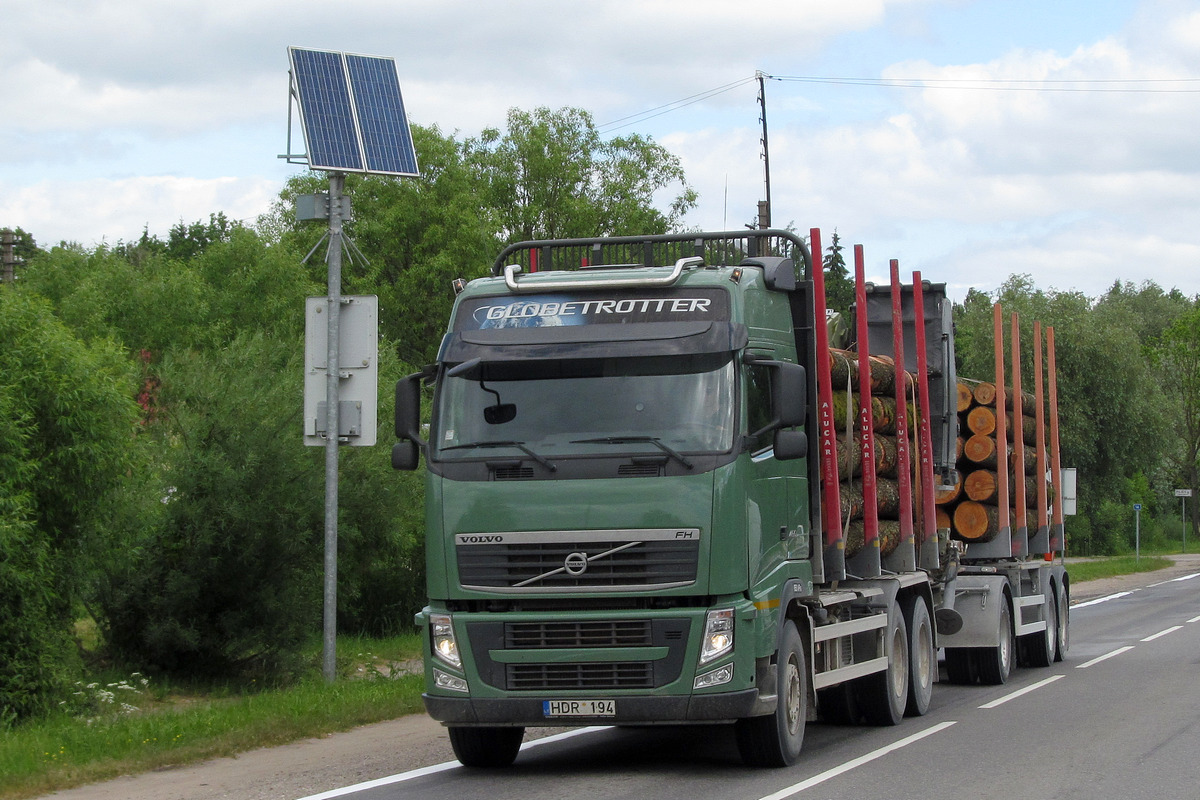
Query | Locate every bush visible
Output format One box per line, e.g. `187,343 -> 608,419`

95,334 -> 322,678
0,288 -> 139,721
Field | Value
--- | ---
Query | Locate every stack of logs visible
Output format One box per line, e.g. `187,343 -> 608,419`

937,379 -> 1046,543
827,349 -> 920,559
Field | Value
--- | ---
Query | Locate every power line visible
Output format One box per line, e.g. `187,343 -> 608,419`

765,73 -> 1200,93
593,70 -> 1200,141
597,76 -> 758,133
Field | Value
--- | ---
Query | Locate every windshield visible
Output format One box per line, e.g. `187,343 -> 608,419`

433,353 -> 736,460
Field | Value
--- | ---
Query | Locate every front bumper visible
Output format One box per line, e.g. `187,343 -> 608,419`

424,687 -> 763,726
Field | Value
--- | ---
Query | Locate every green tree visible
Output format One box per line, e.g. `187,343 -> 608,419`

1154,305 -> 1200,540
95,333 -> 323,677
466,106 -> 696,242
822,229 -> 854,318
953,276 -> 1171,553
0,287 -> 140,718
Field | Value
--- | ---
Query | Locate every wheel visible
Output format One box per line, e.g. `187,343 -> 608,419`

902,595 -> 934,717
818,682 -> 860,725
976,593 -> 1014,685
859,603 -> 909,726
1054,582 -> 1070,661
736,621 -> 806,767
447,726 -> 525,768
1020,587 -> 1056,668
944,647 -> 977,685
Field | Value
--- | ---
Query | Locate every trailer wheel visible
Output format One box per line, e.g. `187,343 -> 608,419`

1054,583 -> 1070,661
818,682 -> 859,725
944,647 -> 977,685
902,595 -> 934,716
976,593 -> 1014,685
859,603 -> 909,726
1020,585 -> 1056,668
736,622 -> 806,767
447,726 -> 525,768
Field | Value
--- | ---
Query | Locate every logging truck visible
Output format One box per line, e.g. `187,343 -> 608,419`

392,228 -> 1070,768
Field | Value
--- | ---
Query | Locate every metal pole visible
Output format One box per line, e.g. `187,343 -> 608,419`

323,172 -> 346,683
1183,497 -> 1187,554
1135,506 -> 1141,565
757,73 -> 772,229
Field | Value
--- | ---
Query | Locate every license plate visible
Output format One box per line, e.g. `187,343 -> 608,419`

542,699 -> 616,718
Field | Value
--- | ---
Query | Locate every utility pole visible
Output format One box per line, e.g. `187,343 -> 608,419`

757,72 -> 772,229
2,229 -> 16,283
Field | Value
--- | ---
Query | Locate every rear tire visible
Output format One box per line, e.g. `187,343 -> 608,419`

903,595 -> 934,717
859,603 -> 909,726
1055,583 -> 1070,661
737,622 -> 806,767
944,647 -> 977,685
976,594 -> 1014,685
1020,584 -> 1056,668
448,726 -> 525,768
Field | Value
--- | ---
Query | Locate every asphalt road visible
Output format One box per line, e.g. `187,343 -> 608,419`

40,555 -> 1200,800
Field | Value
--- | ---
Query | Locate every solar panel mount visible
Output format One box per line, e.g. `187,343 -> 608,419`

286,47 -> 420,177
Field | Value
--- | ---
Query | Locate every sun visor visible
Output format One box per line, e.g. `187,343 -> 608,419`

438,321 -> 749,363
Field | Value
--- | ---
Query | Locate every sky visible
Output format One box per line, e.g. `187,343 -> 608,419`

3,0 -> 1199,301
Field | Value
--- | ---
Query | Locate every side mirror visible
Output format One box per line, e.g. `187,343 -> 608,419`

772,362 -> 806,428
774,429 -> 808,461
394,374 -> 423,442
392,440 -> 420,471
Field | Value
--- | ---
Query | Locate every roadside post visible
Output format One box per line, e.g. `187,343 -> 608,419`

1133,503 -> 1142,564
1176,489 -> 1192,553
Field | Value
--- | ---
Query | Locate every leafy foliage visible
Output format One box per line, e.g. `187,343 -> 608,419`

0,288 -> 140,719
96,334 -> 322,676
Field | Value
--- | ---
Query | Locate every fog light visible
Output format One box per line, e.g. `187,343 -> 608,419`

433,668 -> 469,693
694,664 -> 734,689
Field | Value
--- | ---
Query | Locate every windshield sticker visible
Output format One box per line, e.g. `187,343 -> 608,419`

454,289 -> 729,331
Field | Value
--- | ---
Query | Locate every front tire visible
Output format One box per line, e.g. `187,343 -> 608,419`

737,621 -> 807,767
448,726 -> 525,768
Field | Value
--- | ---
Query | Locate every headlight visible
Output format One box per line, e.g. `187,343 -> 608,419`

431,613 -> 462,669
699,608 -> 734,665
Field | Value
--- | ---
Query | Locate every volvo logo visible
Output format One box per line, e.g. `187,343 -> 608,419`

563,552 -> 589,576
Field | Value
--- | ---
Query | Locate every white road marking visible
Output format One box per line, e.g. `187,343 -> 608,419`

978,675 -> 1065,709
1148,572 -> 1200,588
294,726 -> 608,800
1071,591 -> 1133,609
1075,645 -> 1135,669
755,721 -> 958,800
1141,625 -> 1183,642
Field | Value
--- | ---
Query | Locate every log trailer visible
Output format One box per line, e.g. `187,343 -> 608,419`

392,228 -> 1070,768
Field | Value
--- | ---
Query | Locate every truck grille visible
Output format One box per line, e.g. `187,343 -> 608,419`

467,617 -> 690,692
505,620 -> 653,648
507,662 -> 654,690
456,529 -> 700,593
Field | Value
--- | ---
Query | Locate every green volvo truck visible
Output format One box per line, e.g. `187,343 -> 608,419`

393,229 -> 1069,768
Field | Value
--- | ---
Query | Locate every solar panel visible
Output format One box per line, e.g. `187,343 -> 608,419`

288,47 -> 419,177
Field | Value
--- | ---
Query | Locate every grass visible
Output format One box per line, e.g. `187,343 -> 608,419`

1067,554 -> 1174,583
0,633 -> 426,800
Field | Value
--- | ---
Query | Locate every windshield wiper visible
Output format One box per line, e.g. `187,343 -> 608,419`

570,436 -> 694,470
440,440 -> 556,472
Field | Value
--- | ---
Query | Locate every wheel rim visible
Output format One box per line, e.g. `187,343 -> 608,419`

914,617 -> 933,688
1000,603 -> 1013,672
890,625 -> 909,699
785,654 -> 802,736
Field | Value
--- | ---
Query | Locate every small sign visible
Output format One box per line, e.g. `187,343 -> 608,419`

1133,503 -> 1143,511
1176,489 -> 1193,498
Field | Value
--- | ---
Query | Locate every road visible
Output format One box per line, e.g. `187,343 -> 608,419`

40,555 -> 1200,800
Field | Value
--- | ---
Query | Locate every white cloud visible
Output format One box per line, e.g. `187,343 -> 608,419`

0,176 -> 280,247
